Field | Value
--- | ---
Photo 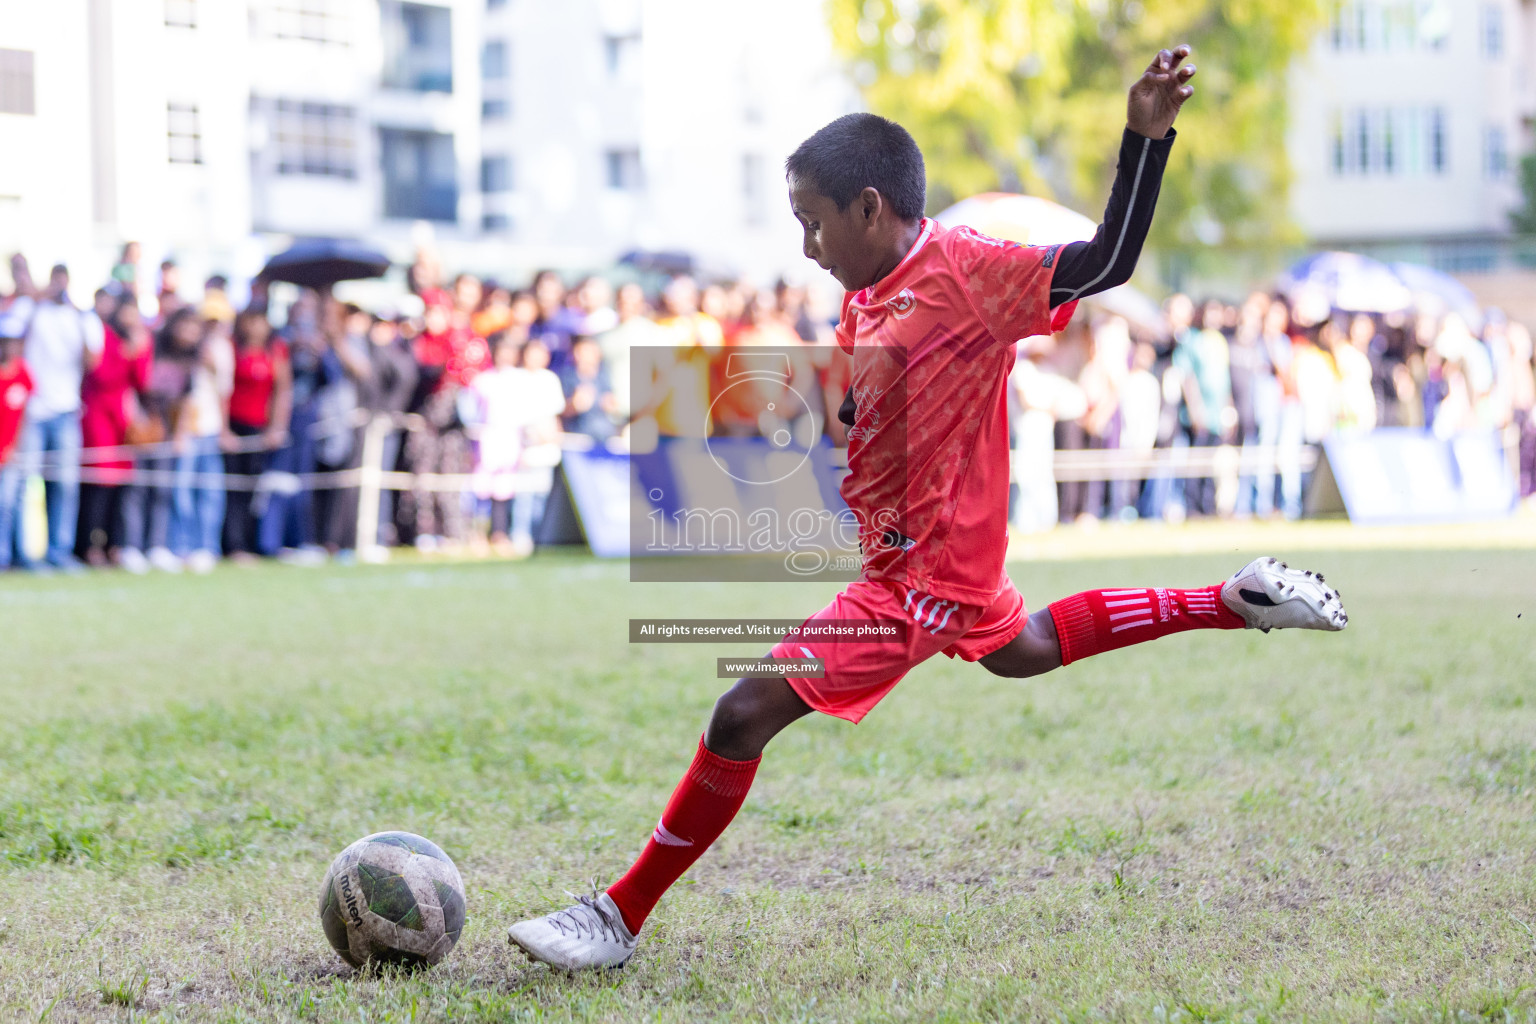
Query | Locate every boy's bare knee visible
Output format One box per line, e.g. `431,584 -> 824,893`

708,686 -> 761,744
978,611 -> 1062,679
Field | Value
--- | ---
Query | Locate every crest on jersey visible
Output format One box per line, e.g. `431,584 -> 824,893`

885,288 -> 917,319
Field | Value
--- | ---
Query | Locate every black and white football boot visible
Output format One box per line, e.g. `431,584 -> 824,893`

1221,556 -> 1348,633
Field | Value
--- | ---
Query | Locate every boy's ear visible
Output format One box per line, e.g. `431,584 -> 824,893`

859,186 -> 882,222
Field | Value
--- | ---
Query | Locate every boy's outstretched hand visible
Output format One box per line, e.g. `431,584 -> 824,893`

1127,45 -> 1196,140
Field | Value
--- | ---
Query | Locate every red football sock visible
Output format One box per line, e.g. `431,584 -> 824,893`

1048,584 -> 1245,665
606,737 -> 759,934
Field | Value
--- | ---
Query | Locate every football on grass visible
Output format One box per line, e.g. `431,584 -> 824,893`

319,831 -> 466,968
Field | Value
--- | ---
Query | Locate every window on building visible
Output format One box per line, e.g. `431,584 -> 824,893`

482,98 -> 508,120
270,1 -> 352,45
603,33 -> 641,80
1485,126 -> 1508,178
482,212 -> 510,232
1329,2 -> 1451,51
1329,106 -> 1448,177
261,98 -> 357,178
381,1 -> 454,93
165,0 -> 197,27
481,155 -> 512,193
1427,108 -> 1446,173
167,103 -> 203,164
482,40 -> 508,79
381,127 -> 457,221
605,148 -> 642,191
1482,4 -> 1504,58
0,49 -> 35,116
486,0 -> 507,8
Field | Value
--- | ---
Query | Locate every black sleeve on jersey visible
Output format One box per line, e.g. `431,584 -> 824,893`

1048,127 -> 1176,307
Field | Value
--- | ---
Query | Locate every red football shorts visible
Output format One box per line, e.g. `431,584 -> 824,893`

767,568 -> 1028,723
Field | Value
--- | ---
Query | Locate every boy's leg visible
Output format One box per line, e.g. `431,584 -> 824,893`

506,676 -> 811,971
604,676 -> 811,931
980,556 -> 1348,679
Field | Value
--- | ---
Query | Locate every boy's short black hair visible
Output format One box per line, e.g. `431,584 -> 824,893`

786,113 -> 926,221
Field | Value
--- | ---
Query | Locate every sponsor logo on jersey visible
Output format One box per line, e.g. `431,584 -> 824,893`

885,288 -> 917,319
3,382 -> 25,410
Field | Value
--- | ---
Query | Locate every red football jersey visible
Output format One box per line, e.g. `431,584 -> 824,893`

0,360 -> 34,463
835,220 -> 1075,604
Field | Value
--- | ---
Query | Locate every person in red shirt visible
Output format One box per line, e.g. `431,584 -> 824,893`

507,46 -> 1348,971
76,291 -> 153,565
0,315 -> 34,570
224,310 -> 292,559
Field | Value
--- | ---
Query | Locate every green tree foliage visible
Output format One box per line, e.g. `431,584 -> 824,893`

1512,154 -> 1536,235
827,0 -> 1325,252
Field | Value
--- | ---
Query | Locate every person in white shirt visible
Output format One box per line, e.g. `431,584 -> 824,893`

11,264 -> 103,570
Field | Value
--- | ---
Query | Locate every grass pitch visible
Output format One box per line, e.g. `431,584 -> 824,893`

1,532 -> 1533,1022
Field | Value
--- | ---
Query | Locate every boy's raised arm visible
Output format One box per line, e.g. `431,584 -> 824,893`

1048,45 -> 1196,307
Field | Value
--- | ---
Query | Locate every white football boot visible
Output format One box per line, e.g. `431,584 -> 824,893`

507,889 -> 637,971
1221,556 -> 1348,633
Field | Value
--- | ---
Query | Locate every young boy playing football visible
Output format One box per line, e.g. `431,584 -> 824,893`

507,44 -> 1347,970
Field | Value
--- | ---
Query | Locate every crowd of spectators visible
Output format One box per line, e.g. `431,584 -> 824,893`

1011,290 -> 1536,530
1,243 -> 1532,574
0,247 -> 840,573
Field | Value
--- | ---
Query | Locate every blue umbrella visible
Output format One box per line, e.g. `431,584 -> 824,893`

1278,251 -> 1412,315
261,238 -> 390,289
1388,262 -> 1484,332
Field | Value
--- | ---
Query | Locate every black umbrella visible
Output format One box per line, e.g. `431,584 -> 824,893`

261,238 -> 390,289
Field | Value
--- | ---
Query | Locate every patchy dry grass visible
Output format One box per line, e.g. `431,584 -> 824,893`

0,535 -> 1533,1022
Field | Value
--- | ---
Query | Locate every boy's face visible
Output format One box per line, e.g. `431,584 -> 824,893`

788,178 -> 884,293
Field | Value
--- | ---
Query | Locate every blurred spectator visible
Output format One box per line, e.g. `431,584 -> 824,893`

531,270 -> 582,369
1265,298 -> 1306,520
472,283 -> 514,339
123,307 -> 199,572
1335,315 -> 1379,432
223,310 -> 290,561
559,335 -> 617,442
1170,295 -> 1234,517
77,290 -> 152,566
598,282 -> 665,426
202,275 -> 236,325
649,275 -> 724,438
408,247 -> 450,311
1507,322 -> 1536,498
366,314 -> 419,546
402,301 -> 479,551
11,263 -> 103,570
1117,340 -> 1162,519
109,242 -> 141,303
312,302 -> 372,556
574,276 -> 618,335
464,334 -> 528,555
156,260 -> 185,325
1230,292 -> 1279,517
0,312 -> 34,570
173,314 -> 234,574
1076,316 -> 1129,521
260,291 -> 329,560
1010,334 -> 1086,533
510,337 -> 564,556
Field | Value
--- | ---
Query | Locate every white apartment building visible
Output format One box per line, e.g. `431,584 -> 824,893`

0,0 -> 487,299
0,0 -> 852,298
1287,0 -> 1535,270
2,0 -> 1527,297
467,0 -> 855,283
